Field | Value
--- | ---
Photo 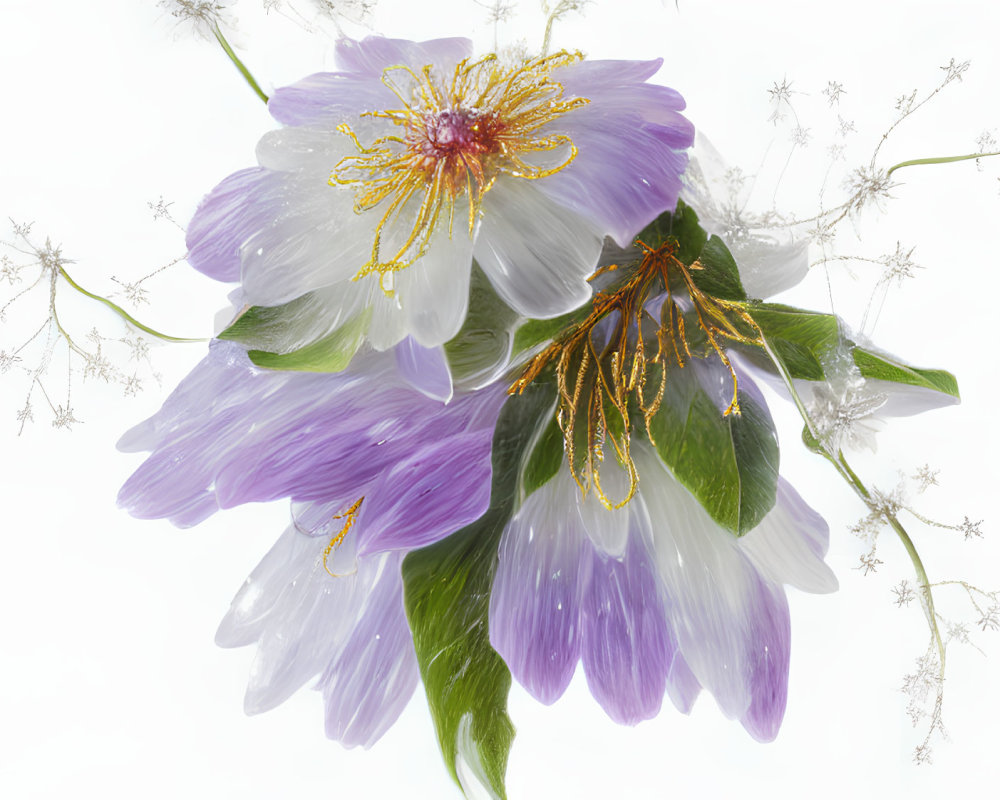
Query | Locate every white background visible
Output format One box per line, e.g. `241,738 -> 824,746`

1,1 -> 999,798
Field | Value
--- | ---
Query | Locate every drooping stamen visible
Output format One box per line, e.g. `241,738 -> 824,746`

511,240 -> 764,510
331,51 -> 588,293
322,496 -> 364,578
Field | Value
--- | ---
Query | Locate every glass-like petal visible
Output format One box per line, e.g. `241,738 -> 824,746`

474,177 -> 603,319
238,179 -> 371,307
235,531 -> 377,713
186,167 -> 283,282
395,338 -> 453,402
740,479 -> 839,594
489,471 -> 593,704
682,133 -> 810,300
581,527 -> 671,725
396,225 -> 474,347
633,443 -> 764,721
317,552 -> 419,749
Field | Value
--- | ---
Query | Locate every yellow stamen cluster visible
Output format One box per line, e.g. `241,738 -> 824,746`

322,496 -> 364,577
331,51 -> 588,292
511,241 -> 764,510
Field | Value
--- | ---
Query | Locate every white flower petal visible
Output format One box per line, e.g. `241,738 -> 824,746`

576,464 -> 631,558
474,177 -> 603,318
239,179 -> 372,307
632,443 -> 756,720
740,479 -> 839,594
396,225 -> 474,348
256,125 -> 353,174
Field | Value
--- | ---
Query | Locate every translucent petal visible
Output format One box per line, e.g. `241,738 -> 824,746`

740,479 -> 839,594
633,444 -> 761,721
474,178 -> 602,318
395,338 -> 453,402
581,528 -> 670,725
318,553 -> 419,748
396,225 -> 474,348
489,471 -> 592,704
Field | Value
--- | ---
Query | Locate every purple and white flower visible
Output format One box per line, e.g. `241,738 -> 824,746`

490,373 -> 837,740
118,340 -> 505,746
187,36 -> 693,353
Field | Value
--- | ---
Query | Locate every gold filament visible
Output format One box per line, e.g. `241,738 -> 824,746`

511,241 -> 764,510
322,496 -> 365,578
330,51 -> 589,292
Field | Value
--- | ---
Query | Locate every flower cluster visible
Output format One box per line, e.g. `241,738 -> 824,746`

118,33 -> 968,800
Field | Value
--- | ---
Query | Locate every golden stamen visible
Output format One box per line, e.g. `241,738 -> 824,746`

511,240 -> 765,511
330,51 -> 589,293
322,496 -> 364,578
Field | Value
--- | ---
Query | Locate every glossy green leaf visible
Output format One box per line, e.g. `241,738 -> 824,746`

743,303 -> 843,380
853,347 -> 960,399
741,303 -> 960,400
694,234 -> 747,301
511,305 -> 591,357
646,360 -> 779,535
636,202 -> 746,300
218,290 -> 355,353
245,309 -> 371,372
444,263 -> 522,387
639,200 -> 707,266
402,380 -> 557,799
519,410 -> 563,501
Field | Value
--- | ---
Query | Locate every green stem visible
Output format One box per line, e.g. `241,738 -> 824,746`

58,267 -> 206,344
212,23 -> 269,104
759,332 -> 946,670
886,151 -> 1000,178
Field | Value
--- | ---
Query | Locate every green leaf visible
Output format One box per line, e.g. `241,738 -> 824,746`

402,380 -> 557,799
694,234 -> 747,301
511,305 -> 591,357
853,347 -> 960,399
743,303 -> 843,380
740,303 -> 961,400
646,360 -> 779,535
245,308 -> 371,372
637,202 -> 746,300
639,200 -> 707,266
445,263 -> 522,387
218,291 -> 336,351
519,411 -> 563,501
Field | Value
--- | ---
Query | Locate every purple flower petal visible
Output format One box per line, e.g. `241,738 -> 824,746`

334,36 -> 473,77
186,167 -> 282,282
395,338 -> 453,402
119,342 -> 503,551
535,59 -> 695,246
489,472 -> 593,704
633,443 -> 773,722
581,527 -> 671,725
317,552 -> 419,749
268,37 -> 473,126
359,429 -> 495,555
739,577 -> 790,743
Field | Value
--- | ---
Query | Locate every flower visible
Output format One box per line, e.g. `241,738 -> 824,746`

490,374 -> 838,740
118,340 -> 505,745
187,36 -> 693,354
681,132 -> 810,300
